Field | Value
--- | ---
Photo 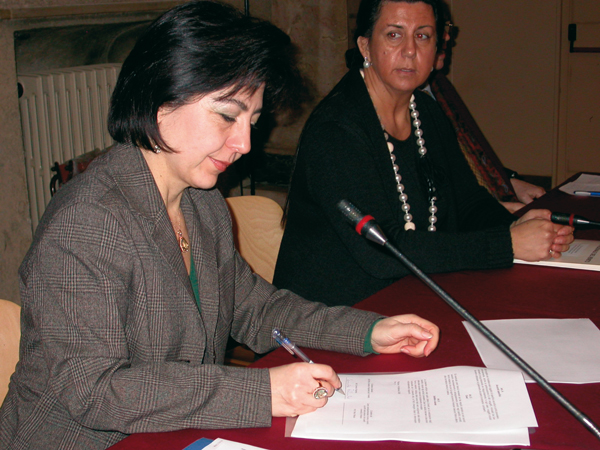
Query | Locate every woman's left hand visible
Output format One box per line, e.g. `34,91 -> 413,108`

371,314 -> 439,358
550,222 -> 575,258
511,209 -> 574,260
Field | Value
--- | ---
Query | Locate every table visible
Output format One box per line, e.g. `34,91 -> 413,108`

110,177 -> 600,450
518,172 -> 600,241
109,264 -> 600,450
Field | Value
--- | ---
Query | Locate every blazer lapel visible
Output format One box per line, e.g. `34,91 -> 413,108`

183,191 -> 220,358
111,144 -> 195,300
151,209 -> 194,299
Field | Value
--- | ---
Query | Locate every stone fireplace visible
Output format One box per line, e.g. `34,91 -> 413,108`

0,0 -> 350,303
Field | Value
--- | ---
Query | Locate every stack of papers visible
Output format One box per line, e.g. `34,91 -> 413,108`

291,366 -> 537,446
559,173 -> 600,195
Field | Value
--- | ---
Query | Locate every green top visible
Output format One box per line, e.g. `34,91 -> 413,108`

190,252 -> 201,312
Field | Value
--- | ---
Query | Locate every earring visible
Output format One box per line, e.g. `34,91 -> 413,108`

153,145 -> 161,154
363,57 -> 372,69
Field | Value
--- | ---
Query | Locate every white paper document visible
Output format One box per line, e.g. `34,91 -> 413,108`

203,438 -> 268,450
514,239 -> 600,271
464,318 -> 600,383
292,366 -> 537,446
558,173 -> 600,195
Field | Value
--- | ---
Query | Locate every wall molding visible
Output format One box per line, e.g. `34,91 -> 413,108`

0,2 -> 185,21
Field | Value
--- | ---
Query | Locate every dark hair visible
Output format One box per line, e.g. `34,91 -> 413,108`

108,0 -> 305,152
347,0 -> 446,69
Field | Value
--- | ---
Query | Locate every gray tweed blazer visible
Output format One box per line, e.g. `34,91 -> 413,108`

0,144 -> 381,450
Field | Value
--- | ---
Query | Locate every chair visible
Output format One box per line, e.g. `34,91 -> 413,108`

224,196 -> 284,367
0,299 -> 21,405
50,147 -> 110,196
225,195 -> 284,284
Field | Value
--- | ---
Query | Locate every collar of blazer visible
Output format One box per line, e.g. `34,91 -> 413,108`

105,144 -> 203,302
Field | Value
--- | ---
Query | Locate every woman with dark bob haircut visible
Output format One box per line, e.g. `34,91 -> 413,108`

0,2 -> 440,448
108,0 -> 303,153
274,0 -> 574,307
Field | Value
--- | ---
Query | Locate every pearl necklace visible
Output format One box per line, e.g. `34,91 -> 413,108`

385,94 -> 438,232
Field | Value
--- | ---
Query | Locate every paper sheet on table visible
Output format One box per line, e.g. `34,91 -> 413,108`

464,319 -> 600,383
292,366 -> 536,446
559,173 -> 600,195
196,438 -> 268,450
514,239 -> 600,271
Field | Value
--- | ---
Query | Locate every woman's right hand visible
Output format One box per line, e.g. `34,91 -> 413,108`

510,209 -> 574,261
269,362 -> 341,417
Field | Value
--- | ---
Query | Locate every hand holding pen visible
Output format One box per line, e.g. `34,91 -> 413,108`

272,328 -> 345,399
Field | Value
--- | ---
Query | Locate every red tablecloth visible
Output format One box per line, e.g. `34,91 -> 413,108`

110,265 -> 600,450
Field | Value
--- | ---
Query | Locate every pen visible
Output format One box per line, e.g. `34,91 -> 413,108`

272,328 -> 346,397
574,190 -> 600,197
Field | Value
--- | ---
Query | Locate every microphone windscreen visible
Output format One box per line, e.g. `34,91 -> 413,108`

550,212 -> 571,225
337,200 -> 363,227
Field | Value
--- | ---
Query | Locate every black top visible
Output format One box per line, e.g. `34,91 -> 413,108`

274,69 -> 516,306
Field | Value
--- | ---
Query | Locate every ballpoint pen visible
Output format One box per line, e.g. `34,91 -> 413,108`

574,190 -> 600,197
272,328 -> 346,398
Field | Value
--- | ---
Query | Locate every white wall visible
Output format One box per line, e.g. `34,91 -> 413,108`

448,0 -> 562,178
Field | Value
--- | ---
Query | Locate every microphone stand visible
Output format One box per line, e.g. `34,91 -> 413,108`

383,240 -> 600,440
338,200 -> 600,441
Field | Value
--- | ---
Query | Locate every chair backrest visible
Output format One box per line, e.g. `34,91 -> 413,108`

0,299 -> 21,405
225,196 -> 284,284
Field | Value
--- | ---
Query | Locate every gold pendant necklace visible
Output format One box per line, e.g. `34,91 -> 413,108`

177,229 -> 190,253
175,210 -> 190,253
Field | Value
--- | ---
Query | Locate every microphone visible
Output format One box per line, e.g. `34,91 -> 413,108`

551,212 -> 600,229
336,199 -> 600,441
337,199 -> 387,246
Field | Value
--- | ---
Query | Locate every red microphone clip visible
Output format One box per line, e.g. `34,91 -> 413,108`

355,215 -> 375,235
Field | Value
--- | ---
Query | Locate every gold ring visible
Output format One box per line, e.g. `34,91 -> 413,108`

313,386 -> 328,400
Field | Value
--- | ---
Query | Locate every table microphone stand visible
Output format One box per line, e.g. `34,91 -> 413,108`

337,199 -> 600,441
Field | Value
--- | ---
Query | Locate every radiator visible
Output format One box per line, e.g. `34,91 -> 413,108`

18,63 -> 122,230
